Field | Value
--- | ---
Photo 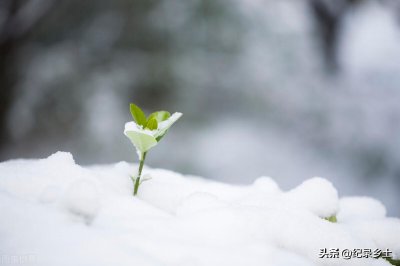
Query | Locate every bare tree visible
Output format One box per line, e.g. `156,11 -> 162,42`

309,0 -> 363,72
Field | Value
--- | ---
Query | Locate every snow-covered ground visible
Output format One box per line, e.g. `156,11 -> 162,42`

0,151 -> 399,266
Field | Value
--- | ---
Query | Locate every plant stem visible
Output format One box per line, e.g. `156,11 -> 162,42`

133,152 -> 146,196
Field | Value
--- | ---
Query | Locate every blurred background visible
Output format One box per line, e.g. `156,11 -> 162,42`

1,0 -> 399,215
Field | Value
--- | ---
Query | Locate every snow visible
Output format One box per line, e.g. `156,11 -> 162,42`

62,179 -> 100,224
337,197 -> 387,222
0,151 -> 399,266
283,177 -> 339,218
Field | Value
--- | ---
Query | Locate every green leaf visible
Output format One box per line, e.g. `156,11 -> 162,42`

145,118 -> 158,130
130,103 -> 147,126
155,135 -> 164,142
125,130 -> 157,153
384,256 -> 400,266
148,111 -> 171,123
153,112 -> 182,139
324,215 -> 337,223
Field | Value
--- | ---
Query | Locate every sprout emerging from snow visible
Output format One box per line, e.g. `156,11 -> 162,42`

124,103 -> 182,196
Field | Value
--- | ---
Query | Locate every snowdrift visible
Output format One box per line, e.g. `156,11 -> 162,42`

0,151 -> 399,266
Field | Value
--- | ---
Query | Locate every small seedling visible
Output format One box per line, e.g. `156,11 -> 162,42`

324,215 -> 337,223
124,103 -> 182,196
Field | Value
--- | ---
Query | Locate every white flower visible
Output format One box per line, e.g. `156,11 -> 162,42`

124,112 -> 182,159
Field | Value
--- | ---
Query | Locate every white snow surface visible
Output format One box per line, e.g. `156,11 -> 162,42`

0,152 -> 398,266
